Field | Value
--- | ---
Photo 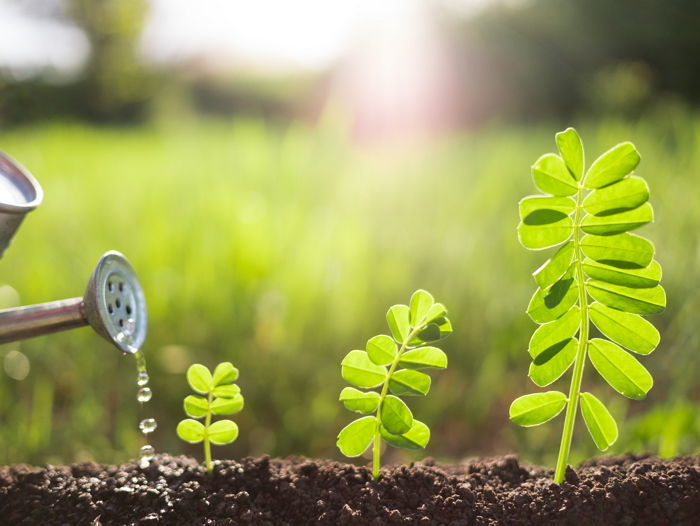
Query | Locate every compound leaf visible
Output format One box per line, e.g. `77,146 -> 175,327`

529,338 -> 578,386
387,305 -> 411,343
389,369 -> 431,396
581,202 -> 653,235
409,289 -> 434,326
366,335 -> 397,366
588,339 -> 653,399
580,233 -> 654,268
532,241 -> 575,289
518,212 -> 574,250
589,302 -> 659,355
583,176 -> 649,215
531,153 -> 577,196
587,281 -> 666,315
213,384 -> 241,398
380,419 -> 430,450
339,387 -> 381,414
211,394 -> 244,415
187,364 -> 214,394
526,270 -> 578,323
509,391 -> 568,427
380,395 -> 413,434
583,142 -> 640,189
399,347 -> 448,370
207,419 -> 239,445
556,127 -> 584,180
183,395 -> 209,418
528,306 -> 580,359
336,416 -> 376,457
580,392 -> 618,451
583,259 -> 661,288
176,419 -> 206,444
341,350 -> 387,388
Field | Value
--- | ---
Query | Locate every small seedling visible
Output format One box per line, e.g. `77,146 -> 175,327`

510,128 -> 665,483
176,362 -> 244,472
336,289 -> 452,479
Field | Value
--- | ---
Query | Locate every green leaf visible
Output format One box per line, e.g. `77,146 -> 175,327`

509,391 -> 568,427
531,153 -> 577,196
207,419 -> 239,445
339,387 -> 381,414
176,419 -> 205,444
526,270 -> 578,323
588,339 -> 653,399
583,259 -> 661,288
424,303 -> 447,323
211,394 -> 244,415
213,384 -> 241,398
212,362 -> 239,385
409,289 -> 434,326
399,347 -> 448,370
366,335 -> 397,366
187,364 -> 213,394
387,304 -> 410,343
589,302 -> 660,355
532,241 -> 574,289
519,196 -> 576,218
528,306 -> 580,359
556,127 -> 584,180
380,395 -> 413,434
183,395 -> 209,418
380,419 -> 430,450
580,392 -> 618,451
587,281 -> 666,315
529,339 -> 578,386
336,416 -> 376,457
518,212 -> 573,250
581,202 -> 653,235
412,317 -> 452,344
580,233 -> 654,268
341,350 -> 387,388
389,369 -> 431,396
583,142 -> 640,189
582,176 -> 649,215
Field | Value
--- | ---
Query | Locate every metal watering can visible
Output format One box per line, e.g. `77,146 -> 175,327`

0,151 -> 147,353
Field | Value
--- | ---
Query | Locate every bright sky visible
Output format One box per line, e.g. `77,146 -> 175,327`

0,0 -> 488,75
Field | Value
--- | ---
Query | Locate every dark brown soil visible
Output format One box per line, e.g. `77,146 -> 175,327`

1,454 -> 698,525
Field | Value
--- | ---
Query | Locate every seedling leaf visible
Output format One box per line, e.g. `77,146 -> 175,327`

519,196 -> 576,218
177,419 -> 205,443
184,395 -> 209,418
583,259 -> 661,288
582,175 -> 649,215
366,335 -> 397,366
555,127 -> 584,180
388,369 -> 431,396
587,281 -> 666,314
336,416 -> 376,457
187,364 -> 213,394
580,392 -> 618,450
583,142 -> 640,189
509,391 -> 567,426
207,419 -> 239,445
213,384 -> 241,398
526,270 -> 578,323
581,233 -> 654,268
532,241 -> 574,289
210,394 -> 244,415
212,362 -> 239,385
531,153 -> 577,196
580,202 -> 653,235
399,347 -> 448,369
588,339 -> 653,399
409,289 -> 434,325
518,212 -> 574,250
341,350 -> 387,388
339,387 -> 381,414
380,395 -> 413,434
528,338 -> 577,386
380,419 -> 430,450
589,302 -> 659,354
387,304 -> 411,342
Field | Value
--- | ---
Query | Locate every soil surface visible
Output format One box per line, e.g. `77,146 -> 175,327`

1,454 -> 698,525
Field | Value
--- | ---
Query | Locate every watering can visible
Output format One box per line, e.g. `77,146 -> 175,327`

0,151 -> 147,353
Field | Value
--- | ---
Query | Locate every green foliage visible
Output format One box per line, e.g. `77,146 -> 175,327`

176,362 -> 243,472
510,128 -> 665,484
336,290 -> 451,479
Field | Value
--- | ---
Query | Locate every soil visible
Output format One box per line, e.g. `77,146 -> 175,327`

0,454 -> 698,525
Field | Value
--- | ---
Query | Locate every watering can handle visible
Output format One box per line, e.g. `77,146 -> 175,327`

0,297 -> 87,344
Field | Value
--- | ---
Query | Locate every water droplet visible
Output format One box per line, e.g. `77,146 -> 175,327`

137,371 -> 149,386
139,418 -> 157,434
123,318 -> 136,335
137,387 -> 152,403
139,444 -> 155,468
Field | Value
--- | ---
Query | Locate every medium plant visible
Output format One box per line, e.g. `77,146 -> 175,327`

336,289 -> 452,479
176,362 -> 244,472
510,128 -> 665,483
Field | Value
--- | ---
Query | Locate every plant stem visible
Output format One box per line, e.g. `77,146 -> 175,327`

372,325 -> 422,480
553,185 -> 590,484
204,391 -> 214,473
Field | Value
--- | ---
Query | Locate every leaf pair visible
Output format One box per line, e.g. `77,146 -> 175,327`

336,290 -> 451,479
177,362 -> 244,472
511,128 -> 665,483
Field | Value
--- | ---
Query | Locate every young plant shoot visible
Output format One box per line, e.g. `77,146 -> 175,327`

510,128 -> 665,484
336,289 -> 452,479
176,362 -> 244,473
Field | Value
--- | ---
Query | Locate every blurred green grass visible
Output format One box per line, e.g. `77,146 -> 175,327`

0,112 -> 698,467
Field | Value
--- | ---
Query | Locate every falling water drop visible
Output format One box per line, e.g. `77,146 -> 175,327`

137,387 -> 152,403
137,371 -> 149,386
139,418 -> 157,434
139,444 -> 155,468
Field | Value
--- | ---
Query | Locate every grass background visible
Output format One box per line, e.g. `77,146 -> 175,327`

0,111 -> 698,467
